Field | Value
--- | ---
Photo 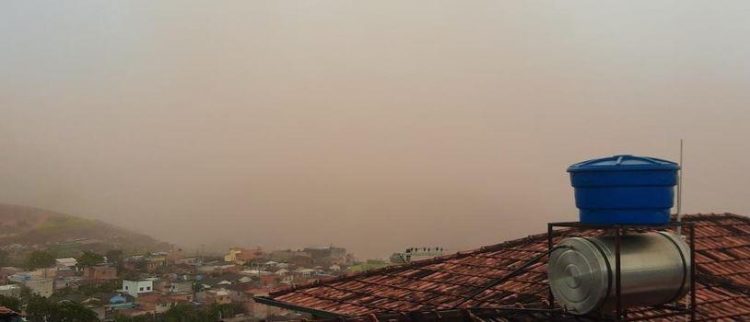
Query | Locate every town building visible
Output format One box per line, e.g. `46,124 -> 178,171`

199,288 -> 232,305
224,247 -> 264,265
55,258 -> 78,270
0,285 -> 21,298
389,246 -> 445,264
122,279 -> 156,297
137,293 -> 189,314
105,293 -> 137,319
82,264 -> 118,281
25,277 -> 54,297
0,268 -> 21,285
146,253 -> 168,272
54,275 -> 83,290
171,280 -> 194,294
303,246 -> 351,266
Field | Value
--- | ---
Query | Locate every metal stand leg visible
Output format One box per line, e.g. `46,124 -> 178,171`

547,223 -> 555,321
689,223 -> 696,321
615,226 -> 623,321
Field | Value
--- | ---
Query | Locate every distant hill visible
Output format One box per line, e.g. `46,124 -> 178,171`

0,204 -> 171,256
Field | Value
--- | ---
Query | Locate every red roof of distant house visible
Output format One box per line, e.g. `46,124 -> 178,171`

0,305 -> 19,317
259,213 -> 750,321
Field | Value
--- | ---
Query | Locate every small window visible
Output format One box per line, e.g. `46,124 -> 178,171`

125,286 -> 129,290
146,286 -> 151,291
139,287 -> 144,291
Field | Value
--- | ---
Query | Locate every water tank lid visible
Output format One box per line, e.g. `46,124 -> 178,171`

567,154 -> 679,173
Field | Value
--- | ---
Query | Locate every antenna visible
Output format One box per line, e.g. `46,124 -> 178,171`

676,139 -> 684,234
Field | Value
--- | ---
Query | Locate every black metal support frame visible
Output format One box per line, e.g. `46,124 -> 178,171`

546,221 -> 697,322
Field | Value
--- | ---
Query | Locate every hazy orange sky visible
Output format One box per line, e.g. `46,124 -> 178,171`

2,1 -> 750,258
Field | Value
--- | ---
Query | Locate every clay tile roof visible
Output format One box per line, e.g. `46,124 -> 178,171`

0,305 -> 19,317
259,213 -> 750,321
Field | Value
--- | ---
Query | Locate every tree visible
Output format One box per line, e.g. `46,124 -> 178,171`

106,249 -> 124,268
25,294 -> 55,322
56,301 -> 100,322
23,250 -> 56,270
0,249 -> 9,267
77,251 -> 104,268
114,315 -> 157,322
207,303 -> 245,320
0,294 -> 21,312
25,295 -> 99,322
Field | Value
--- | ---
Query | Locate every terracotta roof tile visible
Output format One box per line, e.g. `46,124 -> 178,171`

263,213 -> 750,321
0,305 -> 19,317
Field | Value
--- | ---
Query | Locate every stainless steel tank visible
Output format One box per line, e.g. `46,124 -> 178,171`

548,232 -> 690,315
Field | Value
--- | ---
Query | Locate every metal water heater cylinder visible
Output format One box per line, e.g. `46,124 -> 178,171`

548,232 -> 690,315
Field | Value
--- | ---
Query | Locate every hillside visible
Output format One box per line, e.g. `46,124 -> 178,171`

0,204 -> 171,256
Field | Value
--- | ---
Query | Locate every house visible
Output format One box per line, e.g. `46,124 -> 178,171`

0,268 -> 21,284
256,213 -> 750,321
224,247 -> 264,265
268,250 -> 310,265
107,293 -> 136,311
145,254 -> 167,272
8,270 -> 55,297
274,268 -> 289,276
25,277 -> 54,297
6,273 -> 31,284
137,293 -> 189,314
171,280 -> 194,295
122,279 -> 156,297
174,257 -> 201,265
82,265 -> 118,281
123,255 -> 145,271
55,258 -> 78,270
288,253 -> 314,267
279,275 -> 294,285
0,285 -> 21,298
389,246 -> 446,264
293,268 -> 316,278
9,268 -> 56,282
303,246 -> 351,266
216,264 -> 240,274
259,274 -> 278,287
262,261 -> 279,268
199,288 -> 232,305
54,275 -> 83,290
276,262 -> 290,269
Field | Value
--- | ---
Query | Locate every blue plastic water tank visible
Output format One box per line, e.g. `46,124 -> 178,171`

568,155 -> 680,225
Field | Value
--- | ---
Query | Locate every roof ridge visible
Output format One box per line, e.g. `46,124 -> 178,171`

269,232 -> 552,296
269,213 -> 747,297
679,212 -> 750,222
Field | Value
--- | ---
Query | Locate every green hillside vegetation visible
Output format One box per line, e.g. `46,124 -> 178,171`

0,204 -> 171,258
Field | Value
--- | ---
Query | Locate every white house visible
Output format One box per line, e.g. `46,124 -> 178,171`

274,268 -> 289,276
122,279 -> 155,297
0,284 -> 21,298
294,268 -> 316,277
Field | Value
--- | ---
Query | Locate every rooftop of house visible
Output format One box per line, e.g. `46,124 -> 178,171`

55,257 -> 77,265
258,213 -> 750,321
0,306 -> 19,317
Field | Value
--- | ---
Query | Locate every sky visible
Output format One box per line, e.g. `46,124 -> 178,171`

2,1 -> 750,258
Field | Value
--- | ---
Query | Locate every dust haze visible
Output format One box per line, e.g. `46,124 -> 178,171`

2,1 -> 750,258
